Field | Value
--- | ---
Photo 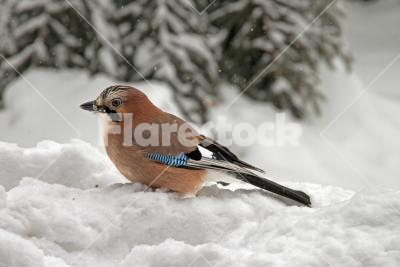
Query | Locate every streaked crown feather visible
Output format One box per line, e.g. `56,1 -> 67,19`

100,85 -> 131,99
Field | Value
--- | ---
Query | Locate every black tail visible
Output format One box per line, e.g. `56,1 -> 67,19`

234,172 -> 312,207
185,156 -> 311,206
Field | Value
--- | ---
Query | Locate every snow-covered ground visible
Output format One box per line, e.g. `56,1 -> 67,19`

1,0 -> 400,266
1,140 -> 399,267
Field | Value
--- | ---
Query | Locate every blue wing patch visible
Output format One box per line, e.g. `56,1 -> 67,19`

145,152 -> 189,167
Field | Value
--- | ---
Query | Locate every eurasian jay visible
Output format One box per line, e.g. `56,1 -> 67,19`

80,85 -> 311,206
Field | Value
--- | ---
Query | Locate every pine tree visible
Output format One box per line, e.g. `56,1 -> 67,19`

0,0 -> 118,106
210,0 -> 351,119
0,0 -> 351,122
114,0 -> 218,122
0,0 -> 15,107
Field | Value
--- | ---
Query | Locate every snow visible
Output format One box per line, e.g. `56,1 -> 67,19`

14,14 -> 48,40
0,140 -> 123,191
345,0 -> 400,100
1,43 -> 400,267
0,140 -> 399,267
1,45 -> 34,70
1,0 -> 400,266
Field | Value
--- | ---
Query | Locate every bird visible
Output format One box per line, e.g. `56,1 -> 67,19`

80,85 -> 311,207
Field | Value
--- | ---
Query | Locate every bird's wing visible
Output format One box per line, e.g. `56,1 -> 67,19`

137,112 -> 264,173
134,112 -> 201,159
198,135 -> 265,173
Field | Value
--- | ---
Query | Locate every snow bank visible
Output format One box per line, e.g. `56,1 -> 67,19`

0,141 -> 399,267
0,140 -> 124,190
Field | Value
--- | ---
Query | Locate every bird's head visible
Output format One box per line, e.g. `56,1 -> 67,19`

80,85 -> 152,122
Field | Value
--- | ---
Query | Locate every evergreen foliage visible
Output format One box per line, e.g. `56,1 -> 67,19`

0,0 -> 351,122
210,0 -> 351,118
113,0 -> 218,122
0,0 -> 117,107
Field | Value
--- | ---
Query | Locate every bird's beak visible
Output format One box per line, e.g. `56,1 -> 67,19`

80,100 -> 97,112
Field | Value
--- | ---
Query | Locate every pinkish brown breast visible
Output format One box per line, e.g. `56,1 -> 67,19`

105,131 -> 206,195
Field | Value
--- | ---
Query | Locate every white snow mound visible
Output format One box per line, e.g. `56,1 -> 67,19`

0,141 -> 399,267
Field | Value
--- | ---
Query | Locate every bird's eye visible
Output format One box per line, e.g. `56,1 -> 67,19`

111,98 -> 122,108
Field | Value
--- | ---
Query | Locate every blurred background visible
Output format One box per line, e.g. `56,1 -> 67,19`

0,0 -> 399,190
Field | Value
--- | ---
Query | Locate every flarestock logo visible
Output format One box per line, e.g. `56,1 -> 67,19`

98,113 -> 302,147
